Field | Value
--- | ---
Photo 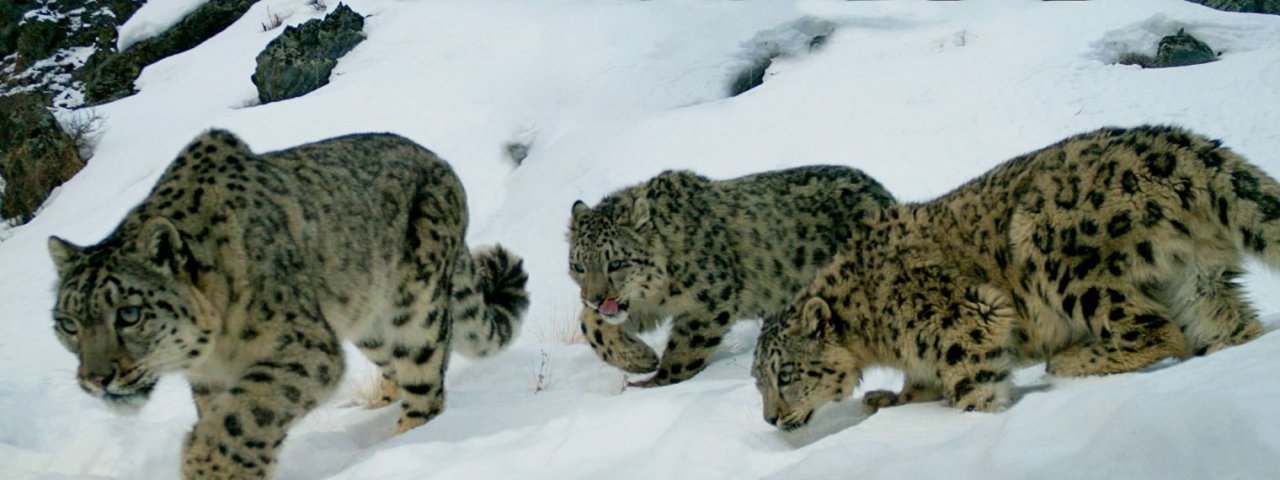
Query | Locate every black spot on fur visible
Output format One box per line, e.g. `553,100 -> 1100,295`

1232,170 -> 1280,221
1079,219 -> 1098,236
250,406 -> 276,428
244,372 -> 274,383
281,385 -> 302,403
1073,248 -> 1100,279
1087,191 -> 1106,209
1080,288 -> 1101,319
687,358 -> 706,372
1121,170 -> 1139,194
1134,314 -> 1168,329
413,346 -> 436,365
1144,152 -> 1175,178
1062,294 -> 1077,316
224,414 -> 243,437
1141,201 -> 1165,227
1106,213 -> 1132,237
1105,252 -> 1127,276
1200,149 -> 1226,168
1136,241 -> 1155,263
945,345 -> 966,366
952,378 -> 974,401
402,383 -> 435,395
1241,228 -> 1267,252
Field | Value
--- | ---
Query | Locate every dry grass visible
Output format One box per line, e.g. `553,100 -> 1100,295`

532,349 -> 552,394
60,108 -> 105,160
261,8 -> 284,31
533,302 -> 586,345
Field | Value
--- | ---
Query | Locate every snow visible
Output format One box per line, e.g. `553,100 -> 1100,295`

4,0 -> 1280,478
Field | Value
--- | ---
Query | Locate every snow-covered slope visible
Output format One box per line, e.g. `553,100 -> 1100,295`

4,0 -> 1280,478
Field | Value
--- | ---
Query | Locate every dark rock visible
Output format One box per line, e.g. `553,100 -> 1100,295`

1154,28 -> 1216,68
0,1 -> 38,59
252,4 -> 366,104
2,1 -> 142,108
78,0 -> 256,105
1185,0 -> 1280,14
506,142 -> 530,165
727,17 -> 833,97
729,58 -> 772,97
0,92 -> 84,224
1116,52 -> 1156,69
15,17 -> 63,64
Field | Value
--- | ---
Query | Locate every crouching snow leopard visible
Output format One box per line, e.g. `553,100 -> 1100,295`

753,125 -> 1278,431
569,166 -> 894,386
47,130 -> 529,479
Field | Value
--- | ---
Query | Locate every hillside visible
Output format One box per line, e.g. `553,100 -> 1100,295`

3,1 -> 1280,478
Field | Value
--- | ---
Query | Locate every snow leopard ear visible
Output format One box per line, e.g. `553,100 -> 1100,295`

790,297 -> 830,337
182,129 -> 255,164
139,217 -> 189,278
631,197 -> 651,227
572,200 -> 589,219
47,236 -> 84,274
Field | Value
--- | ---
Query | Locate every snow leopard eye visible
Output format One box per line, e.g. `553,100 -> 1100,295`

571,263 -> 586,273
117,306 -> 142,327
607,260 -> 626,272
56,316 -> 78,336
777,366 -> 795,386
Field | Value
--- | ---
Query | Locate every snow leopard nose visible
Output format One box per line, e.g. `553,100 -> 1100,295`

589,294 -> 605,305
85,366 -> 117,389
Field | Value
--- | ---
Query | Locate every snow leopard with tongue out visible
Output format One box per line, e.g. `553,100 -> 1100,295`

568,166 -> 894,386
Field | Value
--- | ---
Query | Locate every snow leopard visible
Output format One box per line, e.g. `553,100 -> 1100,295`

569,166 -> 894,386
753,125 -> 1275,430
48,130 -> 529,478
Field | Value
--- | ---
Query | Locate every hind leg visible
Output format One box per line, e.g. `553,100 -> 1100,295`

1048,284 -> 1188,376
938,285 -> 1018,412
385,185 -> 465,435
354,339 -> 400,408
1171,265 -> 1263,355
371,370 -> 400,409
384,265 -> 455,435
581,308 -> 659,374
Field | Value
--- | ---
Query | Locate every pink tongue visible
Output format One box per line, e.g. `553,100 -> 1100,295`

599,299 -> 619,315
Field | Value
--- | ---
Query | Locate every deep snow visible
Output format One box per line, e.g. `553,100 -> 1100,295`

3,0 -> 1280,478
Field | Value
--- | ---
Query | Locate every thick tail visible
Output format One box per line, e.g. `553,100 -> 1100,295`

1216,147 -> 1280,270
450,244 -> 530,358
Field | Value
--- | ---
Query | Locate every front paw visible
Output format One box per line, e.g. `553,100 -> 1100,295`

608,344 -> 659,374
626,372 -> 673,388
952,384 -> 1011,413
365,375 -> 400,409
862,390 -> 900,414
1045,355 -> 1096,377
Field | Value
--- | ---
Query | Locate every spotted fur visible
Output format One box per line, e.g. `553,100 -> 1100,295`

569,166 -> 893,386
754,126 -> 1276,429
48,130 -> 529,479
